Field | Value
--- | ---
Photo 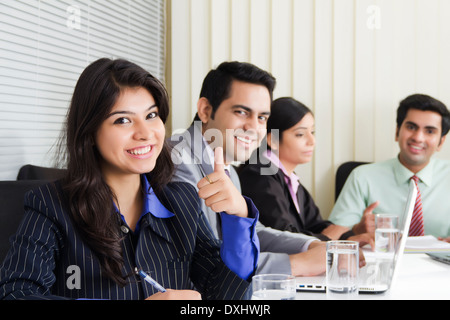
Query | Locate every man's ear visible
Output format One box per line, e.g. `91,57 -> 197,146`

437,134 -> 447,151
197,97 -> 213,124
395,126 -> 400,142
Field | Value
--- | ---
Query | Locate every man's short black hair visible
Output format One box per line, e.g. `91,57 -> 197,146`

194,61 -> 276,120
397,94 -> 450,137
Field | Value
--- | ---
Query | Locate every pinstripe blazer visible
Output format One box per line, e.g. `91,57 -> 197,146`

0,180 -> 250,300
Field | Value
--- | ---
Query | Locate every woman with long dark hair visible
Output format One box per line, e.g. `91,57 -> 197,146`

0,58 -> 257,300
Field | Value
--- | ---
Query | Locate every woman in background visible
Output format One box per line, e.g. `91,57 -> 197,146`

0,58 -> 258,300
239,97 -> 356,241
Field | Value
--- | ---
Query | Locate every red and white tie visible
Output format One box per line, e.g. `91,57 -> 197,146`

409,175 -> 425,237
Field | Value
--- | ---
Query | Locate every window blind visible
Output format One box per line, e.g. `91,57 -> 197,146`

0,0 -> 166,179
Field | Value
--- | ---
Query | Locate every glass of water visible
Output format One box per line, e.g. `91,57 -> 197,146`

326,241 -> 359,299
375,214 -> 399,256
251,274 -> 296,300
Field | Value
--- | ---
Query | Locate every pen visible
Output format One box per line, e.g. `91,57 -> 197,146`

135,267 -> 166,293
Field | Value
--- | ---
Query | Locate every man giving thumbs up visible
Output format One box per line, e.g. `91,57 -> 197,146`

197,147 -> 249,218
170,61 -> 326,279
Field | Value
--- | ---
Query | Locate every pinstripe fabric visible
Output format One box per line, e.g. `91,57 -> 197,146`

0,181 -> 249,300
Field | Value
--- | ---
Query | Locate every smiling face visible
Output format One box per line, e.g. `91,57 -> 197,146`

95,87 -> 165,180
198,80 -> 271,164
396,109 -> 446,173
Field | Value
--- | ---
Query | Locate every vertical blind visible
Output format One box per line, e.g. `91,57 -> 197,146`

0,0 -> 166,180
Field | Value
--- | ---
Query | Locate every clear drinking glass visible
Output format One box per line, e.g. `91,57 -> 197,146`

326,240 -> 359,299
251,274 -> 296,300
375,214 -> 399,257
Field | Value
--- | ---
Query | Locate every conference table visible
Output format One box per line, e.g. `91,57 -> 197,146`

295,253 -> 450,300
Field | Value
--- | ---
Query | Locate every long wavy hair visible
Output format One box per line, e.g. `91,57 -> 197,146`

57,58 -> 173,286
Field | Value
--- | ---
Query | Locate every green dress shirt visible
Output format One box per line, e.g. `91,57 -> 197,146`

329,157 -> 450,238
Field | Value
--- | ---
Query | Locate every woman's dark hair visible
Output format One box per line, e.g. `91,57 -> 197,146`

240,97 -> 312,170
397,94 -> 450,137
267,97 -> 313,145
57,58 -> 173,286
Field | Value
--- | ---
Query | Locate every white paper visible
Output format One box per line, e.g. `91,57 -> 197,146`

405,235 -> 450,252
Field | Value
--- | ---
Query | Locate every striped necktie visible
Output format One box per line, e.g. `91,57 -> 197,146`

409,175 -> 425,237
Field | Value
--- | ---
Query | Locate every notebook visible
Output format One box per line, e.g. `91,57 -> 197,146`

296,179 -> 417,294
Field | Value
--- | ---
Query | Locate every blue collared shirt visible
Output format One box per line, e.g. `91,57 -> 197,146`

116,175 -> 259,280
115,176 -> 174,235
219,196 -> 260,280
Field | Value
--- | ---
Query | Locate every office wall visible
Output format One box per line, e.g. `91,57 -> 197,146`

169,0 -> 450,218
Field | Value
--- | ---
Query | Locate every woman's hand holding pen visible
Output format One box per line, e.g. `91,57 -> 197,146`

137,268 -> 201,300
197,147 -> 249,218
146,289 -> 201,300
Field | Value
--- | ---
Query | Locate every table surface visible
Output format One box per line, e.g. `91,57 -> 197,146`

295,253 -> 450,300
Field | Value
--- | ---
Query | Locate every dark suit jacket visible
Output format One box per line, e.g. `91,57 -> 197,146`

0,181 -> 249,300
239,159 -> 333,241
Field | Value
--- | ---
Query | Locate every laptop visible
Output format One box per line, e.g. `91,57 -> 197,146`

296,180 -> 417,294
427,253 -> 450,265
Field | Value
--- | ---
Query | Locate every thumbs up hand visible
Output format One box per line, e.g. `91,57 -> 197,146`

197,147 -> 248,218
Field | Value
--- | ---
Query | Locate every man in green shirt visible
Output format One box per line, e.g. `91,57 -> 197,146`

329,94 -> 450,242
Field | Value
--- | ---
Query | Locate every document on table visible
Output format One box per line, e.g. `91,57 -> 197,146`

405,235 -> 450,253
